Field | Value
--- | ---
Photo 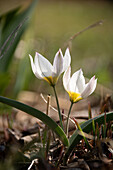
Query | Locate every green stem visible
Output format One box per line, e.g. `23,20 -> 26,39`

66,102 -> 73,137
52,86 -> 64,130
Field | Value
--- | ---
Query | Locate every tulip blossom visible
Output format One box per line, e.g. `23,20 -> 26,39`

63,66 -> 97,103
29,48 -> 71,86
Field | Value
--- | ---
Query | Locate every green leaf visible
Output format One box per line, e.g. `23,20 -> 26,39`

0,72 -> 10,95
0,96 -> 69,146
13,56 -> 31,97
64,112 -> 113,164
73,118 -> 91,150
0,0 -> 38,71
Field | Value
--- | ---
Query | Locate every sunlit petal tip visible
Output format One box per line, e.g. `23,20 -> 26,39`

29,54 -> 34,65
29,54 -> 34,67
80,68 -> 84,76
76,68 -> 83,76
58,48 -> 63,57
65,48 -> 70,58
55,48 -> 61,57
35,52 -> 38,56
93,75 -> 96,79
91,75 -> 97,82
79,68 -> 82,71
58,49 -> 61,55
63,48 -> 71,72
59,48 -> 62,52
36,52 -> 39,55
65,47 -> 69,52
79,68 -> 82,73
34,52 -> 39,59
53,49 -> 64,77
95,78 -> 97,84
91,75 -> 97,83
35,52 -> 43,58
29,54 -> 36,72
81,75 -> 97,98
66,47 -> 71,59
29,54 -> 32,58
67,47 -> 69,50
90,76 -> 97,93
36,52 -> 41,57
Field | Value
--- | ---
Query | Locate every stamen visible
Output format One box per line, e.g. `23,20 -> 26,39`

68,91 -> 82,103
44,76 -> 58,86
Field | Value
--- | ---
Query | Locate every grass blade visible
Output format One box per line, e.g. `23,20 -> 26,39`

73,118 -> 91,150
64,112 -> 113,164
0,96 -> 69,146
0,0 -> 38,71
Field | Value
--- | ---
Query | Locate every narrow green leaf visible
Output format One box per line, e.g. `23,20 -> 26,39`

96,122 -> 99,140
73,118 -> 91,150
103,112 -> 107,138
14,57 -> 31,97
64,112 -> 113,164
92,119 -> 95,136
0,0 -> 38,71
0,96 -> 69,146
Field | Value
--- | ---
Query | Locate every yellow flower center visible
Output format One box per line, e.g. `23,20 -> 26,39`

44,76 -> 58,86
68,91 -> 82,103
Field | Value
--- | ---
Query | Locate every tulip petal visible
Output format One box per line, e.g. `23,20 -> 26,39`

63,48 -> 71,72
29,54 -> 42,79
35,52 -> 53,78
81,76 -> 97,98
63,66 -> 71,92
53,49 -> 63,77
69,69 -> 81,93
76,69 -> 86,93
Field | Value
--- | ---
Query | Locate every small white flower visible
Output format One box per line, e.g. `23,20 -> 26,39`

29,48 -> 71,86
63,66 -> 97,103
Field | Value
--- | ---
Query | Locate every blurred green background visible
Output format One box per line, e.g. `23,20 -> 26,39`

0,0 -> 113,97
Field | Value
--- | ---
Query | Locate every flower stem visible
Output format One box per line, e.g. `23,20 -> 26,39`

52,86 -> 64,130
66,102 -> 73,137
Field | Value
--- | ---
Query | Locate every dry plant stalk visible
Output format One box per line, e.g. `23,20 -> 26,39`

63,20 -> 104,49
40,93 -> 76,125
46,94 -> 51,116
0,17 -> 28,59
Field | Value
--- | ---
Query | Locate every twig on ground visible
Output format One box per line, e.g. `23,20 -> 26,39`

27,159 -> 37,170
40,93 -> 76,125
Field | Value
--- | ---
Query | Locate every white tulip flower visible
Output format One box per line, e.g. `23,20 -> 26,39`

29,48 -> 71,86
63,66 -> 97,103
